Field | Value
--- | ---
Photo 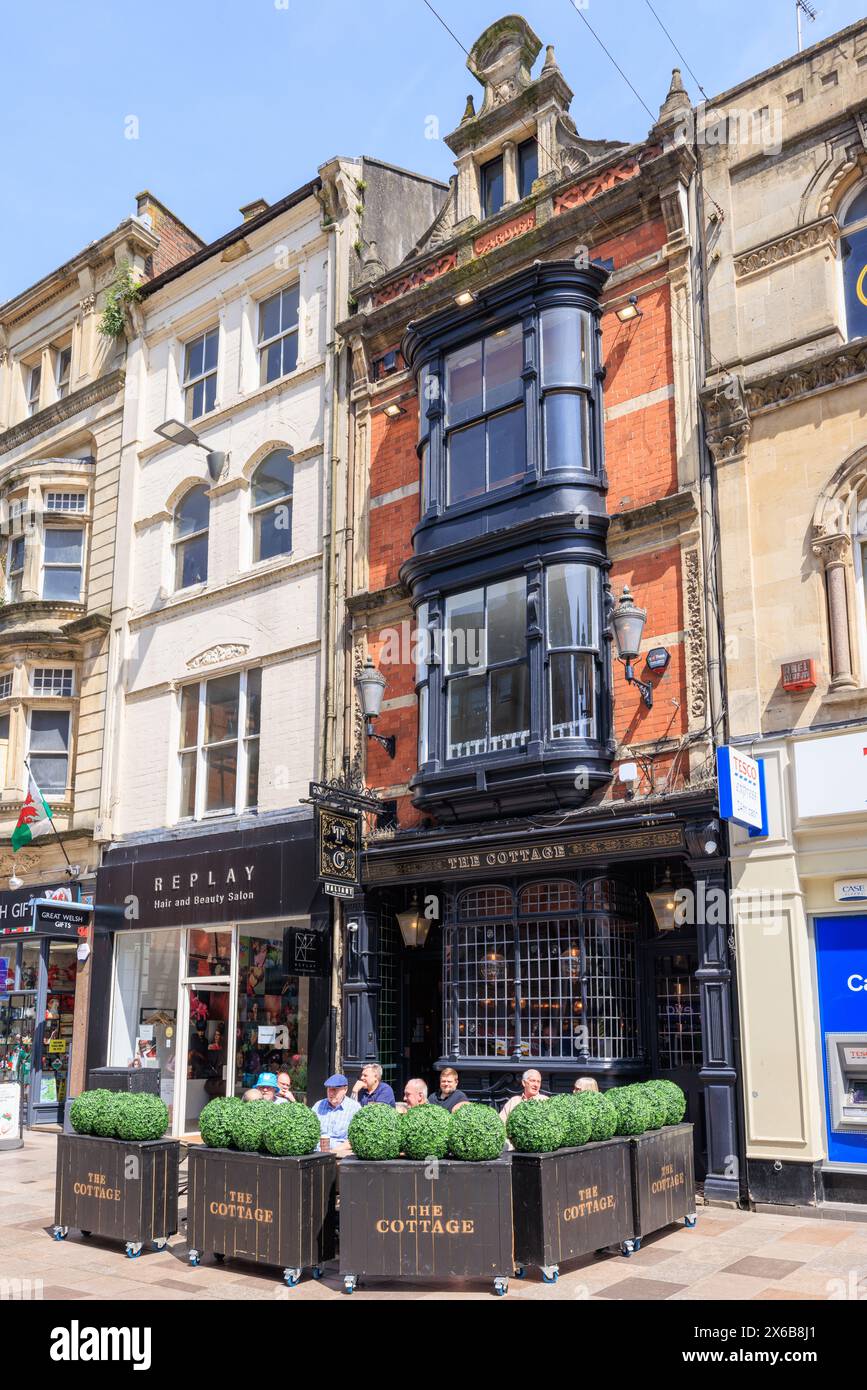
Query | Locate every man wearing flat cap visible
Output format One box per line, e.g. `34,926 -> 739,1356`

309,1074 -> 360,1154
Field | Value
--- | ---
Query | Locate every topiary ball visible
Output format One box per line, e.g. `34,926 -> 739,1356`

225,1100 -> 271,1152
607,1086 -> 652,1136
574,1090 -> 618,1142
447,1103 -> 505,1161
70,1089 -> 114,1137
349,1103 -> 402,1160
548,1094 -> 593,1148
114,1093 -> 169,1141
261,1102 -> 321,1156
400,1103 -> 451,1160
645,1079 -> 687,1125
92,1090 -> 124,1138
507,1098 -> 565,1153
200,1096 -> 244,1149
636,1084 -> 667,1130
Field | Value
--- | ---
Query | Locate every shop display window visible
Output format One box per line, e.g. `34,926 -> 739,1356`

110,931 -> 181,1121
235,928 -> 309,1098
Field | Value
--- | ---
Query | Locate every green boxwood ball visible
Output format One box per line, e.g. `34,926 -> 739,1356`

636,1084 -> 667,1130
225,1100 -> 271,1153
574,1091 -> 618,1142
447,1103 -> 505,1162
607,1086 -> 652,1136
92,1090 -> 124,1138
507,1099 -> 566,1153
70,1089 -> 114,1136
645,1079 -> 687,1125
548,1094 -> 593,1148
348,1103 -> 402,1160
400,1104 -> 451,1160
114,1093 -> 169,1141
199,1096 -> 244,1149
261,1102 -> 321,1156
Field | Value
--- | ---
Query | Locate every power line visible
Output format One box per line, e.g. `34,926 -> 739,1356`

564,0 -> 657,124
643,0 -> 709,101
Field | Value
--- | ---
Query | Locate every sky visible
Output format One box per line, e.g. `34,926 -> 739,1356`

2,0 -> 866,301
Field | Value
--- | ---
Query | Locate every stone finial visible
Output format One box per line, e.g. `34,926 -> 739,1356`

460,93 -> 476,123
658,67 -> 691,124
467,14 -> 543,114
541,43 -> 558,74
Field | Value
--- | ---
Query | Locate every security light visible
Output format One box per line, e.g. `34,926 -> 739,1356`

454,290 -> 476,307
616,295 -> 642,323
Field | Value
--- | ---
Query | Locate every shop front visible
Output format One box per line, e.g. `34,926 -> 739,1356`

347,798 -> 741,1201
0,885 -> 91,1126
94,819 -> 332,1137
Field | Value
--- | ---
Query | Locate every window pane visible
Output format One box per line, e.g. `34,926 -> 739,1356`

44,529 -> 83,564
418,684 -> 429,764
256,502 -> 292,561
541,307 -> 590,388
448,421 -> 486,503
550,653 -> 594,738
282,332 -> 298,377
280,285 -> 300,330
43,567 -> 81,602
185,335 -> 204,381
445,588 -> 485,673
259,292 -> 281,343
518,139 -> 538,198
485,323 -> 523,412
204,374 -> 217,414
487,405 -> 525,489
29,754 -> 67,792
175,487 -> 209,538
179,750 -> 197,818
10,537 -> 24,570
844,187 -> 867,228
421,442 -> 431,511
245,739 -> 259,809
547,564 -> 597,648
188,379 -> 204,420
205,674 -> 240,743
482,156 -> 504,217
0,714 -> 8,739
415,603 -> 429,683
205,744 -> 237,812
30,709 -> 70,752
252,450 -> 293,506
245,668 -> 261,736
490,664 -> 529,748
180,684 -> 199,748
445,341 -> 483,426
842,225 -> 867,341
262,340 -> 282,385
544,392 -> 589,470
203,329 -> 219,373
487,576 -> 526,665
176,534 -> 208,588
448,674 -> 487,757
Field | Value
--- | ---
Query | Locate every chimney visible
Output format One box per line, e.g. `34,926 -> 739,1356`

239,199 -> 269,223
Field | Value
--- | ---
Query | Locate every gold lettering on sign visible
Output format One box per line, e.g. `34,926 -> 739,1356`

209,1187 -> 274,1223
562,1183 -> 616,1220
375,1202 -> 474,1235
73,1170 -> 121,1201
651,1170 -> 685,1194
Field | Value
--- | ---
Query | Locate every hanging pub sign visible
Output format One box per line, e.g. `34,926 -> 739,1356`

283,923 -> 330,976
315,804 -> 361,899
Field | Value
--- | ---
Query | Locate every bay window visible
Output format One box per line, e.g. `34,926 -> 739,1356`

444,322 -> 525,504
445,576 -> 529,758
540,307 -> 592,470
6,536 -> 24,601
178,667 -> 261,820
547,563 -> 599,738
42,528 -> 83,601
28,709 -> 70,793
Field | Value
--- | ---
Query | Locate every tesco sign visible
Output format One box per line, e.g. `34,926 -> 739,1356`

717,745 -> 766,832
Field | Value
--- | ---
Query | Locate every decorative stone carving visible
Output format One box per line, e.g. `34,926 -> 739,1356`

734,217 -> 838,279
812,533 -> 856,688
425,180 -> 459,251
473,210 -> 536,257
79,294 -> 96,316
746,339 -> 867,413
372,253 -> 458,308
684,550 -> 707,720
466,15 -> 542,118
702,375 -> 751,464
0,851 -> 39,876
553,152 -> 659,215
186,643 -> 250,671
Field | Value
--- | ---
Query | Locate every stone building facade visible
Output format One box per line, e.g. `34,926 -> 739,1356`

700,18 -> 867,1205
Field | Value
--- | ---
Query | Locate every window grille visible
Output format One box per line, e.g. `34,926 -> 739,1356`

655,953 -> 701,1068
32,667 -> 73,697
45,493 -> 86,512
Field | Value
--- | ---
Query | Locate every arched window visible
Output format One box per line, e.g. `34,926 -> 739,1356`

840,185 -> 867,341
173,485 -> 209,590
250,449 -> 293,562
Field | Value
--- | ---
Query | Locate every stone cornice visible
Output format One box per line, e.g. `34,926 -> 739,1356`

608,488 -> 697,538
734,216 -> 838,280
0,221 -> 159,325
0,370 -> 125,455
745,336 -> 867,414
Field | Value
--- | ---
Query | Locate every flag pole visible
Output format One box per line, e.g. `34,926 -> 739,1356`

22,758 -> 75,873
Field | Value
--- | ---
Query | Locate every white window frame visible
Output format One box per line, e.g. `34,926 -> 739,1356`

172,486 -> 210,592
177,667 -> 261,822
257,285 -> 299,386
41,524 -> 84,603
0,672 -> 12,700
31,667 -> 74,697
26,363 -> 42,417
45,492 -> 86,514
54,345 -> 72,401
26,705 -> 72,798
250,452 -> 294,565
183,326 -> 219,422
6,534 -> 25,602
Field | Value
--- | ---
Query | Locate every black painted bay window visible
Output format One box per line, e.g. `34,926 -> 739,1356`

445,576 -> 529,758
444,323 -> 525,504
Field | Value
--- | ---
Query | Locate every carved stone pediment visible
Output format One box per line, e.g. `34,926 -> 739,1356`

186,642 -> 250,671
468,15 -> 542,116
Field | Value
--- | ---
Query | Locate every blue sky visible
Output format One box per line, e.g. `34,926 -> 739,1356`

3,0 -> 865,301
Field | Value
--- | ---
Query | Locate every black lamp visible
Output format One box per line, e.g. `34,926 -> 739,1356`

611,585 -> 653,709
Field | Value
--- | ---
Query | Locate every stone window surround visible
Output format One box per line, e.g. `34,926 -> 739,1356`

0,669 -> 79,805
456,122 -> 540,225
2,474 -> 92,607
811,444 -> 867,691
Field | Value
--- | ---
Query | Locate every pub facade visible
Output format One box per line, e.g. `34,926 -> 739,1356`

339,16 -> 740,1200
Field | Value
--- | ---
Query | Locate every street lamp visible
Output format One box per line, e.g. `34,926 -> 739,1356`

396,892 -> 432,948
611,585 -> 654,709
647,871 -> 678,933
154,418 -> 226,483
356,657 -> 396,759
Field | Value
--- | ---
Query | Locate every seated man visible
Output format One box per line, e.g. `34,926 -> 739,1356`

500,1069 -> 548,1121
277,1070 -> 297,1103
573,1076 -> 599,1093
429,1067 -> 469,1112
396,1078 -> 428,1113
242,1087 -> 263,1102
351,1062 -> 396,1107
309,1074 -> 360,1152
255,1072 -> 281,1102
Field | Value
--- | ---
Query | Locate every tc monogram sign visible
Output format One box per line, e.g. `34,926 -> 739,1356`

315,806 -> 360,898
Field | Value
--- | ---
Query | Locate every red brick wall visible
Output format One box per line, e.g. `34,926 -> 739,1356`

136,193 -> 203,279
609,544 -> 687,749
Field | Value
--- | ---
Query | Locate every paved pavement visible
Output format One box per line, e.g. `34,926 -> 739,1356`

3,1130 -> 867,1301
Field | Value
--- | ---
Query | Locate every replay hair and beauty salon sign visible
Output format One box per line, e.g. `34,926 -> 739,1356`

99,843 -> 289,926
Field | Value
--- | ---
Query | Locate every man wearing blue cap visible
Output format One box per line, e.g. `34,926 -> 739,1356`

254,1072 -> 284,1103
309,1074 -> 360,1153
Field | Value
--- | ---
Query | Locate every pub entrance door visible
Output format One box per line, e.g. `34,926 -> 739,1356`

400,929 -> 442,1093
640,937 -> 707,1178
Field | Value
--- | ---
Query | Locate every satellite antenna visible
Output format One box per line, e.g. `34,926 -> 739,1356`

796,0 -> 817,53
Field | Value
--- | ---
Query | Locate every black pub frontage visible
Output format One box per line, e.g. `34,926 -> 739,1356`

92,815 -> 333,1138
345,796 -> 741,1203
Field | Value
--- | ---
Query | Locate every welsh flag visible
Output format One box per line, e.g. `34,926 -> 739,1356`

11,774 -> 53,851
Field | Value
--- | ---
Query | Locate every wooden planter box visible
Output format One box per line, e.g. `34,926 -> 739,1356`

339,1155 -> 514,1296
511,1138 -> 634,1280
54,1132 -> 179,1258
630,1123 -> 697,1245
186,1146 -> 337,1286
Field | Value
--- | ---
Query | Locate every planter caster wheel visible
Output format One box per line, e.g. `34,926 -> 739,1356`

283,1268 -> 301,1287
189,1250 -> 200,1267
153,1237 -> 168,1252
125,1242 -> 143,1259
620,1239 -> 636,1257
343,1275 -> 358,1295
493,1278 -> 509,1297
541,1266 -> 559,1284
514,1264 -> 525,1279
214,1252 -> 225,1263
312,1266 -> 323,1280
81,1230 -> 92,1238
633,1238 -> 642,1251
685,1214 -> 697,1228
53,1226 -> 69,1241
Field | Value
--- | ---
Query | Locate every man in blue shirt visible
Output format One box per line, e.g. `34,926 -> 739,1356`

352,1062 -> 396,1107
309,1074 -> 360,1152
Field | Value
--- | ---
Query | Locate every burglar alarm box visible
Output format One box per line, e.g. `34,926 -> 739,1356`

825,1034 -> 867,1134
781,659 -> 816,691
